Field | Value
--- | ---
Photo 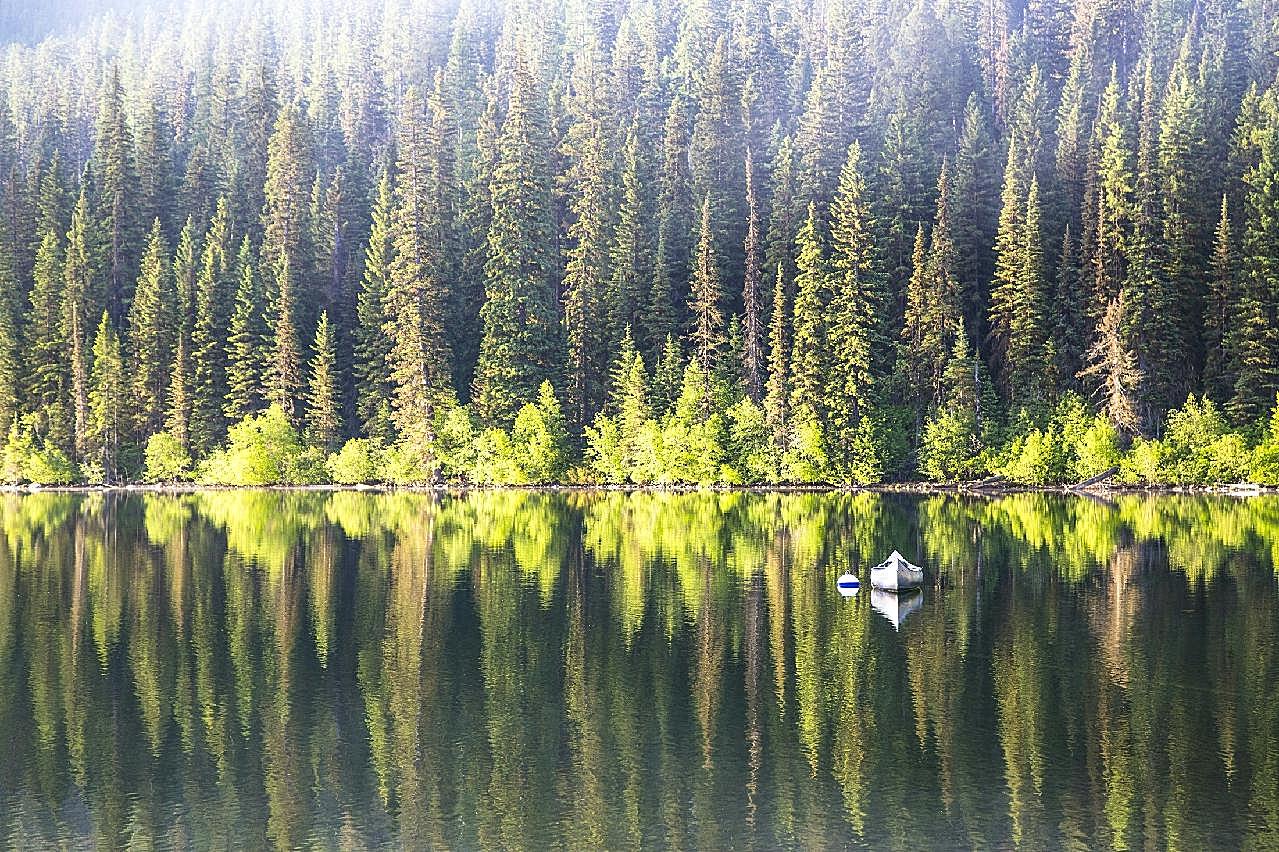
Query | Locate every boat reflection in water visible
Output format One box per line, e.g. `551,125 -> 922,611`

871,587 -> 923,630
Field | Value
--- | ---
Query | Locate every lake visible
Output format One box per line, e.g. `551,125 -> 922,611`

0,490 -> 1276,850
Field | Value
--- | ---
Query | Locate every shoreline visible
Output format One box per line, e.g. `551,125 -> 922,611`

0,481 -> 1272,497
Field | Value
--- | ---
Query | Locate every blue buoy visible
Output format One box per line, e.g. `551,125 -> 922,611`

836,572 -> 860,597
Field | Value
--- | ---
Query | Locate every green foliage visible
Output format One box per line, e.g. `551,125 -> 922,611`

199,404 -> 326,485
920,405 -> 986,482
0,419 -> 78,484
142,430 -> 193,482
326,439 -> 386,485
1121,396 -> 1252,485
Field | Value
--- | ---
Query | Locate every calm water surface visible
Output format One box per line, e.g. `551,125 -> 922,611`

1,490 -> 1277,850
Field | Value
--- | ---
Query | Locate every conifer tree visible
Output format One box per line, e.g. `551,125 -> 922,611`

354,171 -> 396,440
763,263 -> 789,454
1204,197 -> 1237,404
741,150 -> 765,402
306,310 -> 341,451
127,219 -> 173,437
790,203 -> 831,420
1091,71 -> 1134,310
474,53 -> 562,425
611,125 -> 653,355
562,123 -> 613,426
688,195 -> 724,401
1080,292 -> 1143,434
87,312 -> 124,480
94,65 -> 139,320
27,229 -> 66,442
190,200 -> 235,455
261,104 -> 316,420
63,189 -> 99,460
651,335 -> 684,418
224,238 -> 266,422
385,85 -> 457,447
826,141 -> 884,473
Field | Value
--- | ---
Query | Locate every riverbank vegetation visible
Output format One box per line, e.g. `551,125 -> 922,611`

1,0 -> 1279,488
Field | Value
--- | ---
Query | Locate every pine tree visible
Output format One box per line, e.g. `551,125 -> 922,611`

224,238 -> 266,422
63,189 -> 100,461
741,149 -> 765,402
1204,197 -> 1237,404
168,218 -> 197,448
951,94 -> 999,340
827,139 -> 886,474
562,122 -> 613,427
354,171 -> 395,440
190,200 -> 234,455
127,219 -> 173,437
94,65 -> 140,320
385,85 -> 457,448
306,310 -> 341,451
1080,292 -> 1143,434
261,103 -> 316,420
87,312 -> 125,480
688,195 -> 724,401
790,203 -> 831,420
763,264 -> 789,455
1091,71 -> 1134,311
473,52 -> 562,425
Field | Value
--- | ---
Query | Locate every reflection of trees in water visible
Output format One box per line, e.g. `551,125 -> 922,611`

0,490 -> 1278,848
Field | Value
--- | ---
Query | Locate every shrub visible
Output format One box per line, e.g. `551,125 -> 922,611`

199,404 -> 327,485
783,404 -> 829,483
327,438 -> 385,484
1073,415 -> 1122,480
1121,396 -> 1249,485
1252,398 -> 1279,485
142,430 -> 193,482
920,405 -> 985,481
0,420 -> 78,485
436,406 -> 478,480
511,382 -> 569,483
725,398 -> 770,484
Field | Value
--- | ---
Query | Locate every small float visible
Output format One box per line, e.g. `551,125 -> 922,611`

870,550 -> 924,591
836,571 -> 860,597
871,588 -> 922,630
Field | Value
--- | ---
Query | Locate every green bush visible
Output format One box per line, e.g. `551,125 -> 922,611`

725,398 -> 770,484
1121,396 -> 1250,485
199,404 -> 327,485
783,404 -> 829,483
1252,398 -> 1279,485
510,382 -> 569,483
142,430 -> 193,482
0,420 -> 79,485
327,438 -> 386,484
920,405 -> 985,481
1073,415 -> 1122,480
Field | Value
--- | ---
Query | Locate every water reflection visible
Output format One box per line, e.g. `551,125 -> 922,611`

0,490 -> 1275,849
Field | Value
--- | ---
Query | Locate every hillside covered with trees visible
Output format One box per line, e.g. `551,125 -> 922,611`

1,0 -> 1279,486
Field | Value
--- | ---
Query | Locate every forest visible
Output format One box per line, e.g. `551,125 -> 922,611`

1,0 -> 1279,485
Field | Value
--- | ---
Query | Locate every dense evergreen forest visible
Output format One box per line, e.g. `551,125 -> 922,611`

1,0 -> 1279,486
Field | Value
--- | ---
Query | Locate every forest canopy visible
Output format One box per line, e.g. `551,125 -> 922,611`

0,0 -> 1277,485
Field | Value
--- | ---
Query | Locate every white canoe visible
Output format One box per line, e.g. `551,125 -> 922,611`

870,550 -> 924,591
871,588 -> 922,630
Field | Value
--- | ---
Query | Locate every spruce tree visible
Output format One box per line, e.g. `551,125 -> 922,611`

826,141 -> 885,475
87,312 -> 125,480
385,85 -> 457,448
688,195 -> 725,402
261,103 -> 316,421
473,53 -> 562,425
562,123 -> 613,427
190,200 -> 234,455
1080,293 -> 1143,434
741,150 -> 765,402
763,264 -> 789,453
354,171 -> 396,440
224,238 -> 266,422
94,65 -> 139,320
127,219 -> 173,438
790,203 -> 831,420
63,189 -> 100,461
306,310 -> 341,451
1204,197 -> 1237,404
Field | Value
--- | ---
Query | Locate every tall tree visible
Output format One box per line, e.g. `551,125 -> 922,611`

354,171 -> 396,440
306,310 -> 342,451
224,238 -> 266,423
688,195 -> 725,402
474,53 -> 563,425
87,312 -> 124,480
741,150 -> 765,402
63,189 -> 100,461
127,219 -> 174,437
